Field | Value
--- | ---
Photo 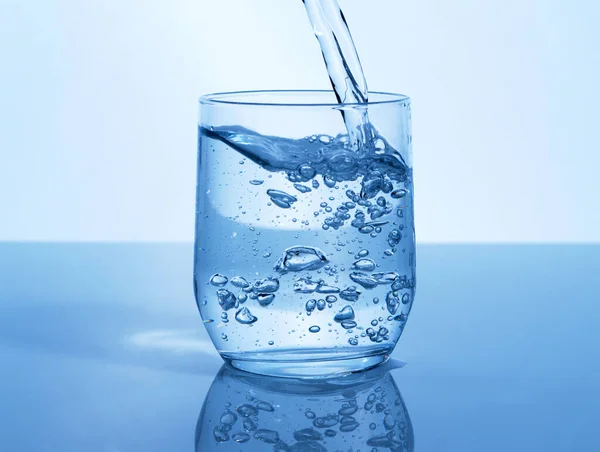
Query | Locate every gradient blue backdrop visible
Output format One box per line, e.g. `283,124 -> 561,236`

1,0 -> 598,242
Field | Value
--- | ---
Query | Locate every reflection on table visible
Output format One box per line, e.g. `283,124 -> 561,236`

196,362 -> 413,451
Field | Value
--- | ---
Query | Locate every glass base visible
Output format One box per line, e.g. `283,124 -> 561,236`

220,346 -> 392,379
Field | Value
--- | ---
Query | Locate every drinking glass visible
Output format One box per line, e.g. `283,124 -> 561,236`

194,90 -> 415,377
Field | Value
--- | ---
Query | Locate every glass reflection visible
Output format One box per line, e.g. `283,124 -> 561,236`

195,364 -> 413,451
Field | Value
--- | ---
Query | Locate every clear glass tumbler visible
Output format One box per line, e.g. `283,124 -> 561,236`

194,90 -> 415,377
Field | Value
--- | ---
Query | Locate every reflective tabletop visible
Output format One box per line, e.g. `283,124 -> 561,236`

0,244 -> 598,451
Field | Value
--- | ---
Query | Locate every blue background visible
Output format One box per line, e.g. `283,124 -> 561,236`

1,0 -> 599,242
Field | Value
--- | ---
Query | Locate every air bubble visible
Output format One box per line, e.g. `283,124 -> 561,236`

253,277 -> 280,293
210,274 -> 228,286
257,293 -> 275,307
334,305 -> 355,322
294,183 -> 312,193
274,246 -> 328,274
217,289 -> 237,310
352,258 -> 376,272
349,272 -> 379,289
391,188 -> 408,199
340,286 -> 361,301
231,276 -> 250,288
341,320 -> 357,329
235,307 -> 258,324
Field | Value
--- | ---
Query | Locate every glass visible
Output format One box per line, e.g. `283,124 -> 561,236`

195,364 -> 414,451
194,90 -> 415,377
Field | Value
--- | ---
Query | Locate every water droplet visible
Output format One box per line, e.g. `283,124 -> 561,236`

294,183 -> 312,193
357,249 -> 369,257
235,307 -> 258,324
349,272 -> 379,289
217,289 -> 237,310
257,293 -> 275,307
309,325 -> 321,333
274,246 -> 328,274
348,337 -> 359,346
231,276 -> 250,288
352,258 -> 376,272
305,410 -> 316,419
334,305 -> 355,322
402,293 -> 411,304
221,333 -> 228,340
254,429 -> 280,444
370,423 -> 377,430
250,180 -> 264,186
312,179 -> 320,188
317,299 -> 326,311
253,277 -> 280,293
324,429 -> 337,437
325,295 -> 337,303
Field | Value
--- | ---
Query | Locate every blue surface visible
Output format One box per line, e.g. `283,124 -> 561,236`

0,244 -> 598,451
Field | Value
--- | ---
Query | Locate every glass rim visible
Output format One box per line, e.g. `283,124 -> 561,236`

199,89 -> 410,107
